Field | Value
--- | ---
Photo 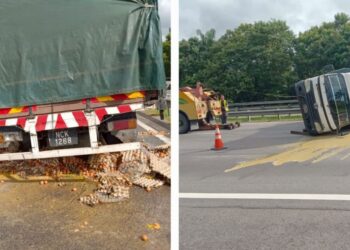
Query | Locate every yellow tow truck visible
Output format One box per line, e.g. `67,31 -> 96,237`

179,86 -> 240,134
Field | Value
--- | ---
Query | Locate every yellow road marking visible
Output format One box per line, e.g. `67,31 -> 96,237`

225,134 -> 350,172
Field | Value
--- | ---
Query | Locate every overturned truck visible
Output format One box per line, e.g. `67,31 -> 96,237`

295,68 -> 350,135
0,0 -> 166,160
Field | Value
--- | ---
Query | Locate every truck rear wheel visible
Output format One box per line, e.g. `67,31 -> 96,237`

179,112 -> 190,134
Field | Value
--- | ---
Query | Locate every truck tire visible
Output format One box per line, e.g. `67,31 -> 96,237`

21,133 -> 31,152
179,112 -> 190,134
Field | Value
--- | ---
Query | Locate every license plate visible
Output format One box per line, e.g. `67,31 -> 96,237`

0,134 -> 4,144
48,129 -> 78,147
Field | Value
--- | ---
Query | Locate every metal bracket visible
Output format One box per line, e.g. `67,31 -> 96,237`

28,119 -> 39,153
86,112 -> 99,148
27,106 -> 35,119
85,99 -> 93,113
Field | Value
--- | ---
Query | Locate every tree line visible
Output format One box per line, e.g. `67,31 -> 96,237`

180,13 -> 350,102
163,33 -> 171,80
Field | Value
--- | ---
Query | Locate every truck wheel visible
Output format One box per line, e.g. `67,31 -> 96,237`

7,142 -> 20,153
179,112 -> 190,134
21,133 -> 31,152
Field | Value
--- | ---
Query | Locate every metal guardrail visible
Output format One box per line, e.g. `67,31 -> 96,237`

229,100 -> 299,107
228,99 -> 301,121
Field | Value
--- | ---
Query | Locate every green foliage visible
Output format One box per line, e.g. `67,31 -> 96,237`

163,33 -> 171,79
179,29 -> 216,85
208,20 -> 297,101
180,13 -> 350,102
294,13 -> 350,79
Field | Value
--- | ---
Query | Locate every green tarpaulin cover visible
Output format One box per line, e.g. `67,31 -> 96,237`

0,0 -> 165,108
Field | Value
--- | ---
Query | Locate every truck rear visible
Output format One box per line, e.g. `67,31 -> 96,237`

179,86 -> 239,133
295,69 -> 350,135
0,0 -> 166,160
179,88 -> 208,133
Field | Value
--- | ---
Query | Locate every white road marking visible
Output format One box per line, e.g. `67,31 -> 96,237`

137,120 -> 170,144
179,193 -> 350,201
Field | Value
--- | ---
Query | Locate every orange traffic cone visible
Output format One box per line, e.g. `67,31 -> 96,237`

213,125 -> 225,150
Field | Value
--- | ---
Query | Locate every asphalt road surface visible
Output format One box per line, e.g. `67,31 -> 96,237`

0,113 -> 170,250
180,121 -> 350,250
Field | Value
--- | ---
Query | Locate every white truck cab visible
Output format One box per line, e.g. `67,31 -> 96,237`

296,69 -> 350,135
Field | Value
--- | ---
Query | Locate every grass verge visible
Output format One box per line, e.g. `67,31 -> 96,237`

228,114 -> 302,123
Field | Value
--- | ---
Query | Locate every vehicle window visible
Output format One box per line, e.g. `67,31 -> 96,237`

325,74 -> 350,129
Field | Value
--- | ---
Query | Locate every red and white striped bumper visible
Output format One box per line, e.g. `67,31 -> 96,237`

0,103 -> 143,132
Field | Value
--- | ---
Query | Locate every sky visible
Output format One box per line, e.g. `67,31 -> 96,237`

158,0 -> 171,37
180,0 -> 350,39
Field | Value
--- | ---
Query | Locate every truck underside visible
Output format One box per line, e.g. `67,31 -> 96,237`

0,91 -> 159,160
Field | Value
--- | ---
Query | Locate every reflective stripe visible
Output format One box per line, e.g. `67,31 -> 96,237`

0,108 -> 11,115
45,114 -> 58,131
127,91 -> 145,99
55,114 -> 67,129
9,107 -> 24,114
17,118 -> 27,128
4,118 -> 17,126
105,107 -> 119,114
0,104 -> 143,131
36,115 -> 48,131
96,96 -> 115,102
72,111 -> 88,127
118,105 -> 132,113
83,91 -> 145,104
95,108 -> 108,122
61,112 -> 79,128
